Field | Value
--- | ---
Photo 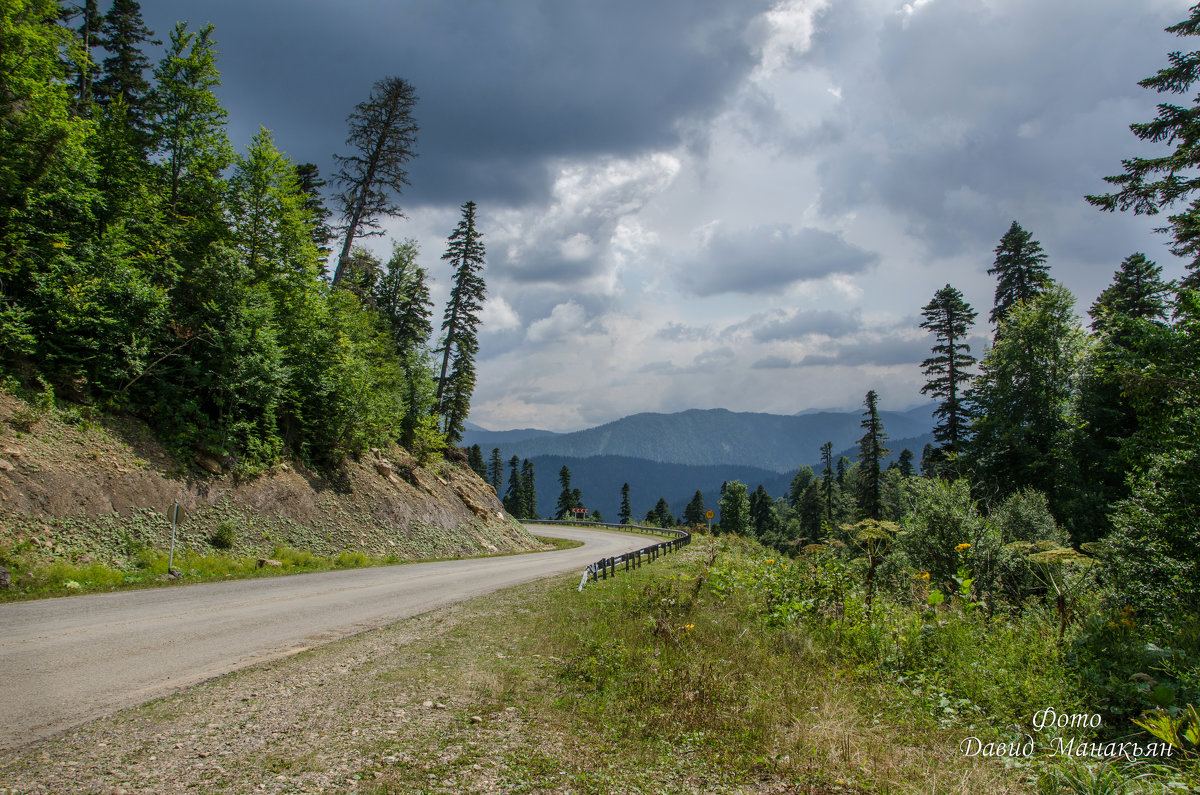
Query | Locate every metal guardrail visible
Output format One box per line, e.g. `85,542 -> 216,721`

524,520 -> 692,590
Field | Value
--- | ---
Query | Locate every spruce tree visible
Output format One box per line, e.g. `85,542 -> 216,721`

682,490 -> 707,526
435,201 -> 486,444
618,482 -> 632,524
502,455 -> 522,516
487,448 -> 502,492
374,239 -> 432,356
749,484 -> 778,541
94,0 -> 157,141
1089,253 -> 1172,338
520,459 -> 536,519
1086,6 -> 1200,288
787,466 -> 814,508
820,441 -> 835,525
898,448 -> 915,477
1072,254 -> 1173,541
331,75 -> 418,285
988,221 -> 1049,326
467,444 -> 485,479
150,22 -> 233,237
556,465 -> 577,519
919,284 -> 978,465
294,163 -> 335,262
856,390 -> 890,520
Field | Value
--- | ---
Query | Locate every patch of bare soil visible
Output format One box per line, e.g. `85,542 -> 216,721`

0,392 -> 538,565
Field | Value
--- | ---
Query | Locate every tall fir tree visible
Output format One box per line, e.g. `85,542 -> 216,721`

820,441 -> 835,526
749,484 -> 779,542
919,284 -> 978,468
373,239 -> 432,356
331,76 -> 418,285
150,22 -> 233,251
1086,6 -> 1200,288
556,465 -> 580,519
487,447 -> 502,492
294,162 -> 334,262
502,455 -> 522,516
94,0 -> 156,143
988,221 -> 1049,327
682,490 -> 707,526
856,390 -> 890,520
1071,253 -> 1173,542
435,201 -> 486,444
618,482 -> 632,524
467,444 -> 486,479
520,459 -> 536,520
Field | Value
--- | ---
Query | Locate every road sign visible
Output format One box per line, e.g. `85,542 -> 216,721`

705,510 -> 714,519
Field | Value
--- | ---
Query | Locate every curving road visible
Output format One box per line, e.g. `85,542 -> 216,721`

0,524 -> 650,750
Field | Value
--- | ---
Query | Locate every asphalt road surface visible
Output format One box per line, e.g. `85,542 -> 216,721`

0,524 -> 653,750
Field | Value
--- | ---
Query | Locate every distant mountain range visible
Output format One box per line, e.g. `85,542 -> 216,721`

464,405 -> 935,473
463,406 -> 936,520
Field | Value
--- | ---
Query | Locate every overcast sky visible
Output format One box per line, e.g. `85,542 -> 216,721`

152,0 -> 1192,431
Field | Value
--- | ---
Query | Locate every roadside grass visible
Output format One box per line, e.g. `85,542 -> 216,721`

3,534 -> 1129,794
353,536 -> 1028,794
0,533 -> 582,603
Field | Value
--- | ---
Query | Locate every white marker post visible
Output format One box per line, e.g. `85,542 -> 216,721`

168,502 -> 181,574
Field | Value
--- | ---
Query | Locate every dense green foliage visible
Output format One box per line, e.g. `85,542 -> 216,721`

0,3 -> 486,476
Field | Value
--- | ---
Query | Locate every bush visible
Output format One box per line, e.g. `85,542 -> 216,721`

896,478 -> 988,589
210,521 -> 237,550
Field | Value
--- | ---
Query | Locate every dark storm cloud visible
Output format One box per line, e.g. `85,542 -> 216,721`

808,0 -> 1184,260
682,224 -> 878,297
150,0 -> 774,207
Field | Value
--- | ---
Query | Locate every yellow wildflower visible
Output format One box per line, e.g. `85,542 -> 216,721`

684,624 -> 695,631
955,543 -> 971,552
766,558 -> 775,564
917,571 -> 930,581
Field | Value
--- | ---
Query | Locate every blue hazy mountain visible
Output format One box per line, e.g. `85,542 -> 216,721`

472,405 -> 935,474
468,406 -> 936,520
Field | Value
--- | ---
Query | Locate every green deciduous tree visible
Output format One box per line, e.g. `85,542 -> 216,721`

331,76 -> 418,285
988,221 -> 1049,327
965,283 -> 1089,517
717,480 -> 750,536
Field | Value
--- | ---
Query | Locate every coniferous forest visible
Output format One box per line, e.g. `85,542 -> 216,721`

1,0 -> 485,476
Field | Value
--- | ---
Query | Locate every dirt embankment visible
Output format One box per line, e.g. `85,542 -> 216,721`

0,392 -> 538,564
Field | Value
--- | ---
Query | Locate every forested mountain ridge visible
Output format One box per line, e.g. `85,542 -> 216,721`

471,405 -> 935,473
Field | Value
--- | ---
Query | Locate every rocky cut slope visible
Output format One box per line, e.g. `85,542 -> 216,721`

0,392 -> 538,567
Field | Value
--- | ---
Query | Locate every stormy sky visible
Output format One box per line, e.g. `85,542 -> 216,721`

151,0 -> 1192,431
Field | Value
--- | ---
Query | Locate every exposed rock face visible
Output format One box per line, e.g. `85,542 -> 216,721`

0,393 -> 538,562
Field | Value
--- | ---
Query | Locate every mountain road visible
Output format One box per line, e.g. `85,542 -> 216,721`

0,524 -> 649,750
